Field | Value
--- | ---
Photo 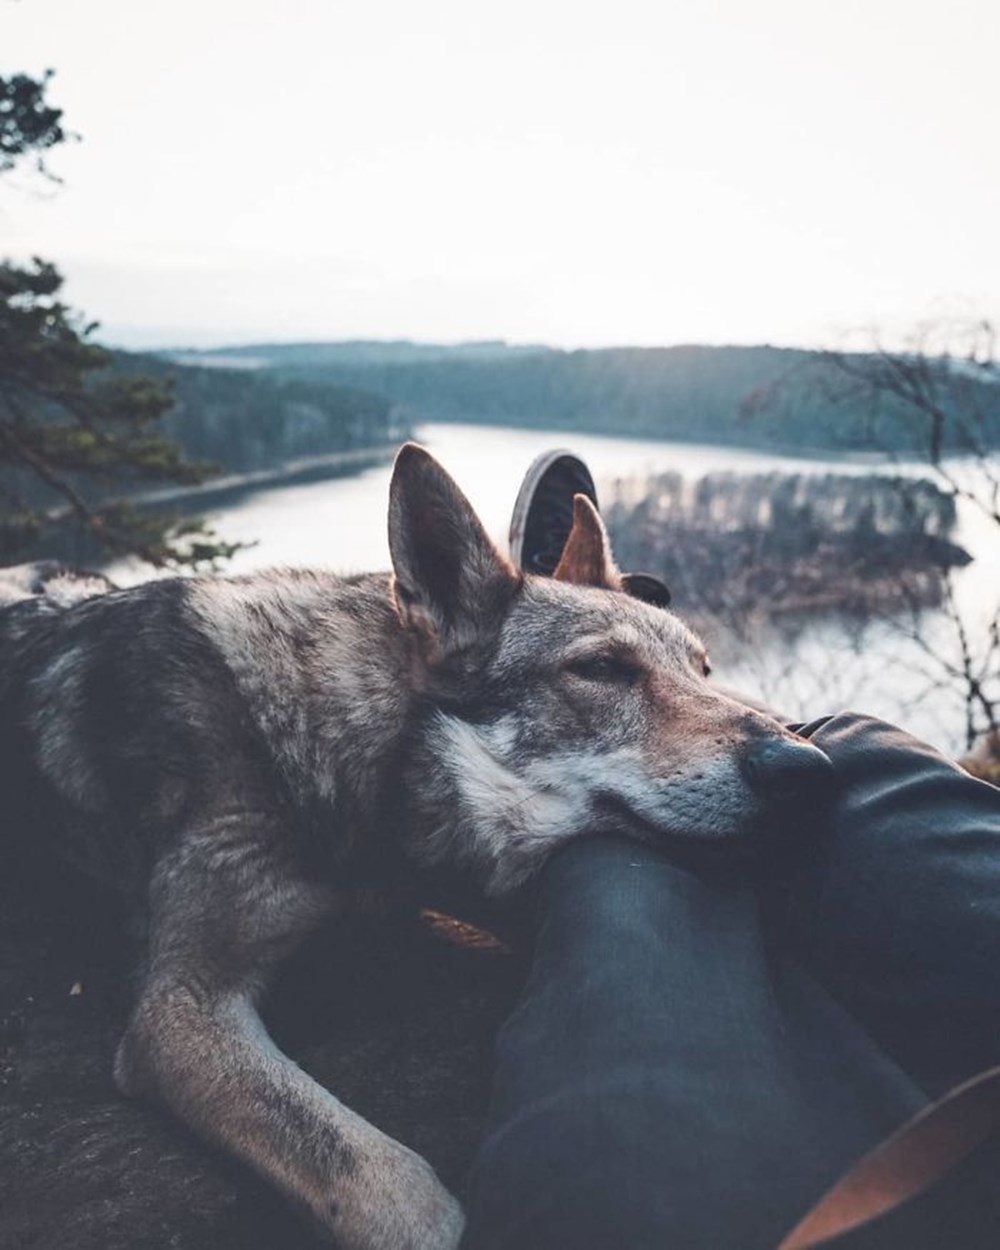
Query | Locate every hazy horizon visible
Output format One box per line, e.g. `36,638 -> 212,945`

4,0 -> 999,351
109,330 -> 824,354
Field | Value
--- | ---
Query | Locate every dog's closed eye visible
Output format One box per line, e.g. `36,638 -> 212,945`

566,654 -> 642,685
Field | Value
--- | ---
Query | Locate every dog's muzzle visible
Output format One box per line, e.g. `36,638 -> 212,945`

741,739 -> 835,801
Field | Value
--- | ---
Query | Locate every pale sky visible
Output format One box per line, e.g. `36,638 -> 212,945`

2,0 -> 999,349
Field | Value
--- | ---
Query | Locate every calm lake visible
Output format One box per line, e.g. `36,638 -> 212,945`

148,422 -> 997,756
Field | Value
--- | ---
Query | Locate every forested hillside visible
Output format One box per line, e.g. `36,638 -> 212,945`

181,341 -> 1000,454
0,349 -> 404,556
118,354 -> 404,472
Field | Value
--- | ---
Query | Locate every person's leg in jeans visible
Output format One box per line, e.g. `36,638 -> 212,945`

462,719 -> 1000,1249
461,833 -> 932,1250
775,713 -> 1000,1098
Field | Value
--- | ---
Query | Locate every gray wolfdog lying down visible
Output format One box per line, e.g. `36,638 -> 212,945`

0,445 -> 831,1249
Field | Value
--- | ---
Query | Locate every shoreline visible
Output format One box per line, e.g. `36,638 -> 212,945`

129,443 -> 399,513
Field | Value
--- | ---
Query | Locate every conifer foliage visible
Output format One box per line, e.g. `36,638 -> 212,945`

0,72 -> 235,568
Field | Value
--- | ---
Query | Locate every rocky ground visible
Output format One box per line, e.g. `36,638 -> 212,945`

0,860 -> 526,1250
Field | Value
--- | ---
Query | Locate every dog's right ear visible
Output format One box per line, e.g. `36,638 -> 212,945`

553,495 -> 622,590
388,444 -> 518,659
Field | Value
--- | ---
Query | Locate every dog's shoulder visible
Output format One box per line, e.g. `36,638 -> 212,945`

183,567 -> 407,802
183,566 -> 396,698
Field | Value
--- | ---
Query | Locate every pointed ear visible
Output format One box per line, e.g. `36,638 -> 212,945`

388,443 -> 518,656
552,495 -> 622,589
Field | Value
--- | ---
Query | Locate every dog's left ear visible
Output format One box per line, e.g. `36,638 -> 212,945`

388,443 -> 518,658
553,495 -> 622,590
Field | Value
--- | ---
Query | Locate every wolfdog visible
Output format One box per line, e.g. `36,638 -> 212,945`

0,445 -> 831,1249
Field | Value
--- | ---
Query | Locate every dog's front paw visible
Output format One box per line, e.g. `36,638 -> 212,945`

319,1135 -> 464,1250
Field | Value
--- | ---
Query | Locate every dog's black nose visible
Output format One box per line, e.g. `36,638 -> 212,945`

743,739 -> 834,799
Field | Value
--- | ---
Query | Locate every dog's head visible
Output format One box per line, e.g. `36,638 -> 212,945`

389,444 -> 833,894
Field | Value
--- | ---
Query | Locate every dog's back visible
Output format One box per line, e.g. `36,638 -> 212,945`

0,560 -> 402,904
0,561 -> 116,688
0,563 -> 273,897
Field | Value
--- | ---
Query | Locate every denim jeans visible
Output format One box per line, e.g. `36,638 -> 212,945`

462,714 -> 1000,1249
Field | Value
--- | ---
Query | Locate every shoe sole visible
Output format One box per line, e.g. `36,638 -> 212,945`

507,449 -> 598,570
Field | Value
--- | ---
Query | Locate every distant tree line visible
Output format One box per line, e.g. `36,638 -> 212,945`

117,355 -> 404,474
187,342 -> 1000,454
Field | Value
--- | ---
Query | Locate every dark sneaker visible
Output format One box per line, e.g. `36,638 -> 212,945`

508,450 -> 599,576
508,450 -> 673,607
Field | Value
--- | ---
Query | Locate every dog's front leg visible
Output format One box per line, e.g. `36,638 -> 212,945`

114,823 -> 464,1250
